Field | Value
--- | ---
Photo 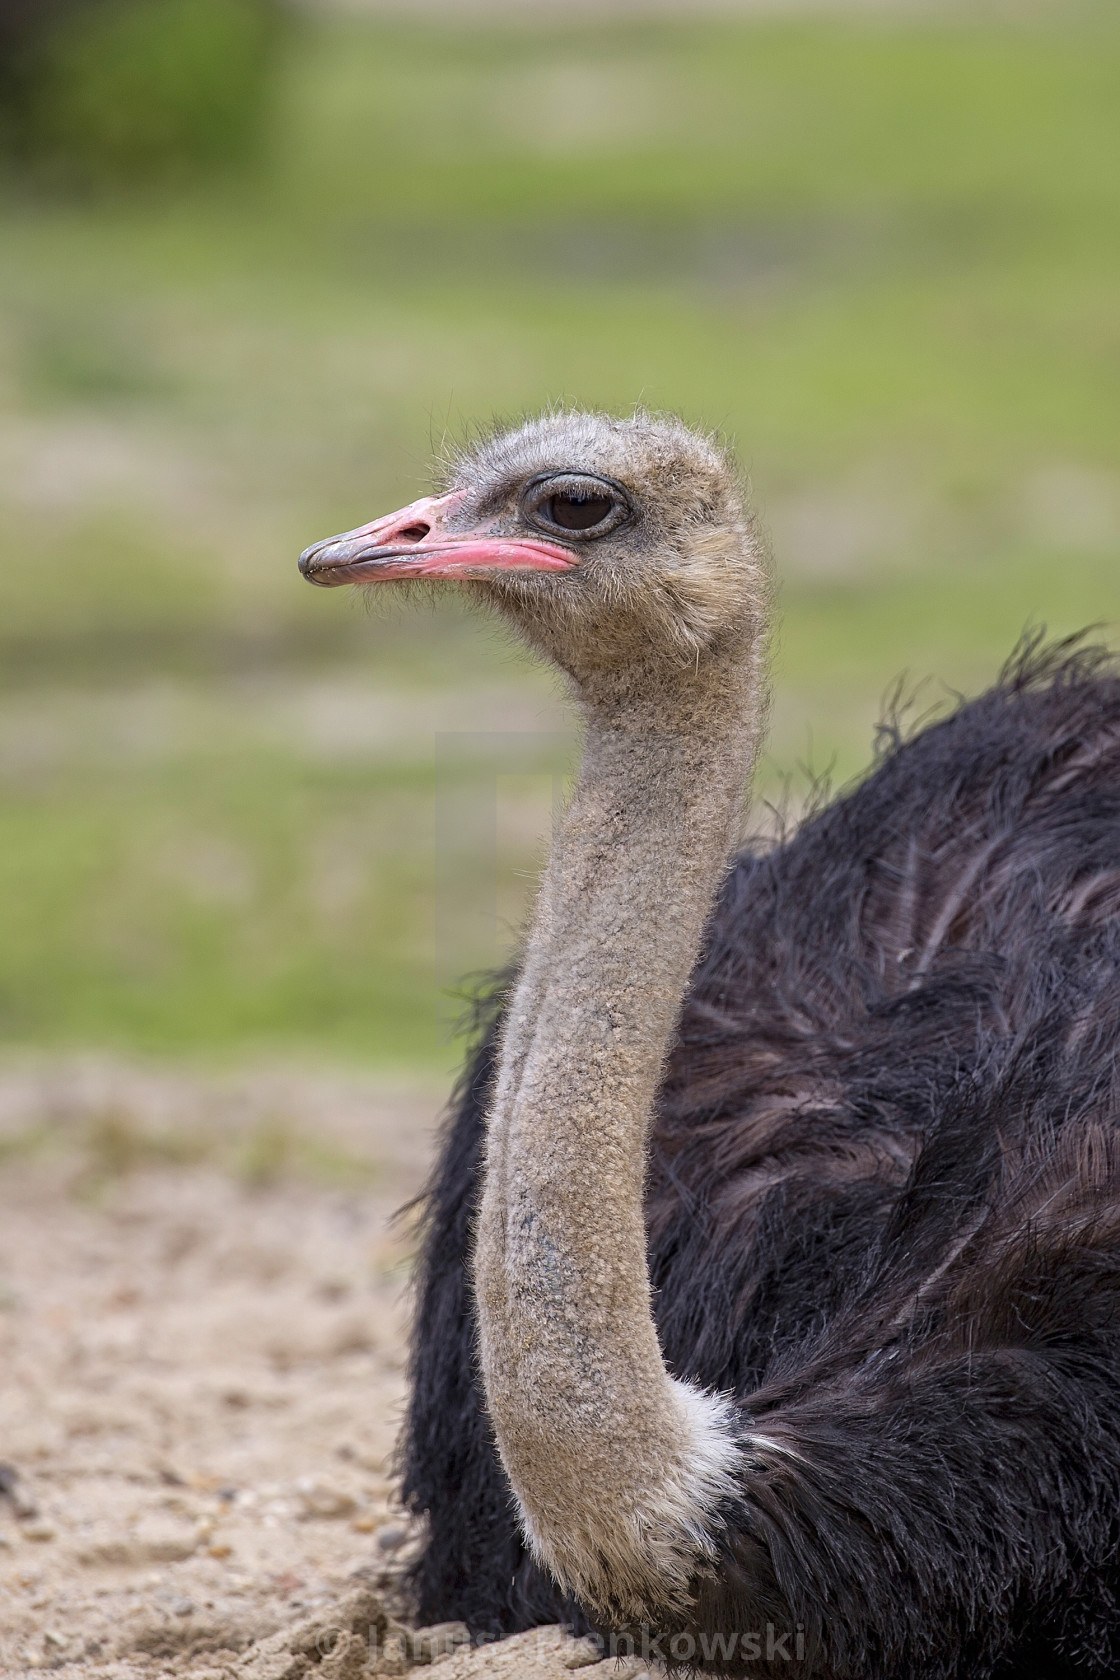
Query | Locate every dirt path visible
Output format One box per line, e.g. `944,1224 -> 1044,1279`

0,1061 -> 614,1679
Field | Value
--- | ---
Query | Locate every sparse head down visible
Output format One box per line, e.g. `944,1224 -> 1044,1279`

300,409 -> 767,687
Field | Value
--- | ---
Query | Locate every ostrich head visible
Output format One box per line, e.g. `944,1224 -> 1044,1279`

299,410 -> 766,687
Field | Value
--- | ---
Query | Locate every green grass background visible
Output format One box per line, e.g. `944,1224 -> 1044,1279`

1,4 -> 1118,1067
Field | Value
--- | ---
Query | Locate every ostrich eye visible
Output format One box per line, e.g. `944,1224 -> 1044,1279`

519,472 -> 634,542
548,494 -> 612,531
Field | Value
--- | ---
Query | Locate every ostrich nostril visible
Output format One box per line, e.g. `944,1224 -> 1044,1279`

397,523 -> 430,544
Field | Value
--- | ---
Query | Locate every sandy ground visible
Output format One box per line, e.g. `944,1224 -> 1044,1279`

0,1061 -> 627,1680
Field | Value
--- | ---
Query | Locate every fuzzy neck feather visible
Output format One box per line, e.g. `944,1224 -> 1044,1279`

473,628 -> 767,1623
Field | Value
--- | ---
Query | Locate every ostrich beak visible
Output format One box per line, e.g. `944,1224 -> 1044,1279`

299,491 -> 578,587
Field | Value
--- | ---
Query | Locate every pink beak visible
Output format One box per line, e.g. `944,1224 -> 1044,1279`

299,490 -> 578,587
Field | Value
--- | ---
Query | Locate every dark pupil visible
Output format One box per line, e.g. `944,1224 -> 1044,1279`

547,493 -> 612,531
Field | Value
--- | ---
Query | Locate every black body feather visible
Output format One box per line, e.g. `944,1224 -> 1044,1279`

400,639 -> 1120,1677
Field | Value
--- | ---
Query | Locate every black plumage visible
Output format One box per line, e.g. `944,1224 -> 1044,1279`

401,637 -> 1120,1678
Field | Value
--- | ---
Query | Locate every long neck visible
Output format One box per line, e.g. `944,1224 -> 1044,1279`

474,634 -> 766,1623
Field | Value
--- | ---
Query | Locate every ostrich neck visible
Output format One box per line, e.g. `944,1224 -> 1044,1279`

474,640 -> 765,1620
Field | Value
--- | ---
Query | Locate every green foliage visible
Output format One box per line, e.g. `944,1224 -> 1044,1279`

0,748 -> 444,1061
0,7 -> 1117,1064
7,0 -> 283,187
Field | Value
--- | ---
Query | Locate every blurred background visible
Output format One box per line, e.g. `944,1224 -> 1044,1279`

1,0 -> 1118,1075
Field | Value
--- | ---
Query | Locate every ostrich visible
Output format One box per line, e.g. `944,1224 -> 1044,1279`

300,411 -> 1120,1679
